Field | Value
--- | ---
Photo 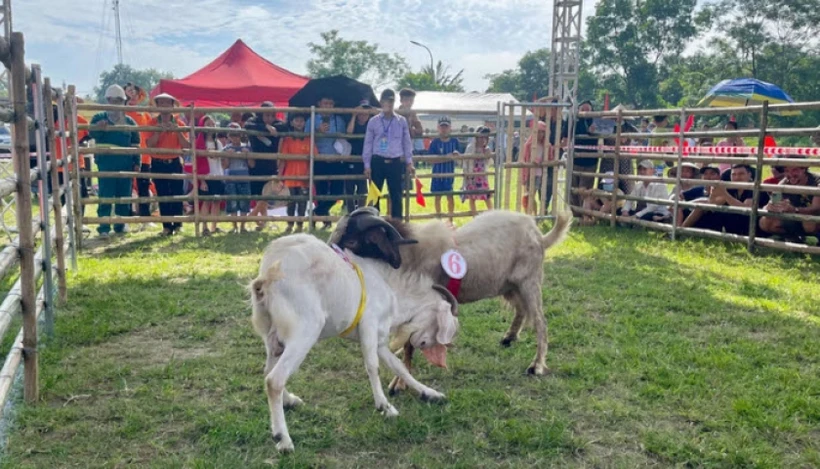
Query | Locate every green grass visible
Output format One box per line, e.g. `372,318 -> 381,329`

0,217 -> 818,468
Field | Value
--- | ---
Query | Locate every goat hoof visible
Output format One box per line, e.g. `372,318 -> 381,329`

420,390 -> 446,403
527,364 -> 549,376
283,393 -> 304,409
500,337 -> 515,348
388,377 -> 407,396
379,404 -> 399,417
276,438 -> 295,453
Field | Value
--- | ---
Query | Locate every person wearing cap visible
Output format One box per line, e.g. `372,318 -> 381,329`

146,92 -> 190,236
622,159 -> 671,221
758,159 -> 820,240
222,122 -> 252,234
428,116 -> 459,217
245,101 -> 288,231
463,125 -> 494,214
683,164 -> 770,235
345,100 -> 373,213
668,162 -> 706,225
89,84 -> 142,237
362,88 -> 415,219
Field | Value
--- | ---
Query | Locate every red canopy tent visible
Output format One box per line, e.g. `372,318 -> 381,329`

150,39 -> 308,107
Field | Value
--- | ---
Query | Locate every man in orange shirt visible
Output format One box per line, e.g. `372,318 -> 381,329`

146,93 -> 190,236
125,83 -> 154,227
51,104 -> 90,211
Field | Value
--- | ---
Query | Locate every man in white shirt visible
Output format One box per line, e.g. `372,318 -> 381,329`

622,159 -> 671,221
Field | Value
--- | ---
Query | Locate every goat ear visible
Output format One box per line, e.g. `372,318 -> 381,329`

435,303 -> 459,345
251,278 -> 267,303
365,228 -> 402,269
432,284 -> 459,317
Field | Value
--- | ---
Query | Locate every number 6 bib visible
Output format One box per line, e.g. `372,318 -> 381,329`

441,249 -> 467,280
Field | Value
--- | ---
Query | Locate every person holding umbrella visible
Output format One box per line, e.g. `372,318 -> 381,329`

363,89 -> 415,220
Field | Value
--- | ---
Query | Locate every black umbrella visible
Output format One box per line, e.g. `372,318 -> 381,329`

288,75 -> 379,109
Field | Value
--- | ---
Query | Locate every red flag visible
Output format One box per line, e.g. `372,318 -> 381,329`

764,135 -> 777,147
684,114 -> 695,132
415,178 -> 426,207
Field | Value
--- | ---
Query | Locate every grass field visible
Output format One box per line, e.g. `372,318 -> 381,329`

0,217 -> 816,468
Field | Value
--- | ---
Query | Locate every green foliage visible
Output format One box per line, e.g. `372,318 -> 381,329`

93,64 -> 173,103
486,48 -> 551,100
396,60 -> 465,92
306,30 -> 408,87
585,0 -> 709,108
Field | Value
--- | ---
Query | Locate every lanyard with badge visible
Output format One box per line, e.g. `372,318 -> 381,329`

379,116 -> 393,154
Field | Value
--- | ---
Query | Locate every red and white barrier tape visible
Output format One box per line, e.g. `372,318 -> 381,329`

573,145 -> 820,157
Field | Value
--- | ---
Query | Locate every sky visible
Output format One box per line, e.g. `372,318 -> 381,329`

15,0 -> 598,97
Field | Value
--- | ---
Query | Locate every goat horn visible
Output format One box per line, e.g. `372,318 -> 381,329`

432,284 -> 459,317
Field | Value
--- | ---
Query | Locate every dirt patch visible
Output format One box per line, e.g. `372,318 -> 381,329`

91,329 -> 216,368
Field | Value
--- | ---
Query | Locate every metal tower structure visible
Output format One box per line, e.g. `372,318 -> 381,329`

548,0 -> 583,104
113,0 -> 123,64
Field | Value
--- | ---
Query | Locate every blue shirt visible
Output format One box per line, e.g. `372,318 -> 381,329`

428,138 -> 460,175
362,112 -> 413,169
306,114 -> 346,155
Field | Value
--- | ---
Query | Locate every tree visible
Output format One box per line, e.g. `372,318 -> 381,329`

486,48 -> 597,103
396,61 -> 465,92
584,0 -> 713,108
94,64 -> 173,103
306,30 -> 408,87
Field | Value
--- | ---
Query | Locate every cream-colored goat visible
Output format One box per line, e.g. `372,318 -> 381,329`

250,234 -> 458,452
331,209 -> 572,382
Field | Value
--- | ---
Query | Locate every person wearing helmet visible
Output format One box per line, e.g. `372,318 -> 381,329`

88,84 -> 141,238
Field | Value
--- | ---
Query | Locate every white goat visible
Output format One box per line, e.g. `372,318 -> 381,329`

331,208 -> 572,382
250,234 -> 459,452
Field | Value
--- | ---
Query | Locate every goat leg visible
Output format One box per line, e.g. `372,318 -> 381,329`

379,344 -> 444,402
388,342 -> 414,395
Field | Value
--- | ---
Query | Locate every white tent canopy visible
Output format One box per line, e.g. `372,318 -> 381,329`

412,91 -> 532,130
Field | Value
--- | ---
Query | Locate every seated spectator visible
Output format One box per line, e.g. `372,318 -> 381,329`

763,166 -> 785,185
700,165 -> 721,193
668,162 -> 705,224
683,164 -> 768,235
580,172 -> 624,225
716,121 -> 750,180
622,159 -> 670,222
758,161 -> 820,241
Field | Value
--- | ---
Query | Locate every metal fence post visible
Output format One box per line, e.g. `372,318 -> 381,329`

307,105 -> 315,233
747,101 -> 769,252
55,88 -> 78,271
671,108 -> 686,240
31,65 -> 55,337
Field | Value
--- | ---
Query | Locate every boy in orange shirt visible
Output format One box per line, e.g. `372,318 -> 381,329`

278,113 -> 310,233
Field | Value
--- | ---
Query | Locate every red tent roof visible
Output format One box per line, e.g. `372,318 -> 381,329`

150,39 -> 308,107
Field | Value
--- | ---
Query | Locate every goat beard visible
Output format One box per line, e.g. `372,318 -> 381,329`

420,344 -> 448,369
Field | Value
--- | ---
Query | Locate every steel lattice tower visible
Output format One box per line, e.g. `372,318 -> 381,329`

548,0 -> 583,104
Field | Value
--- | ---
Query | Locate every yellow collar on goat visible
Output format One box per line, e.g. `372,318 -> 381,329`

340,261 -> 366,337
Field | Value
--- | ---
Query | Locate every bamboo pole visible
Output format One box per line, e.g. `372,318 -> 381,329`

0,222 -> 41,280
189,106 -> 199,237
44,78 -> 67,304
670,108 -> 686,240
611,116 -> 624,227
0,285 -> 46,416
56,87 -> 78,271
9,32 -> 38,403
550,111 -> 563,217
31,65 -> 56,338
493,101 -> 502,209
68,85 -> 84,251
747,102 -> 769,252
503,103 -> 514,210
307,105 -> 315,233
0,228 -> 54,341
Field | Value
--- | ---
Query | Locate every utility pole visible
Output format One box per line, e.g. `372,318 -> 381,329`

113,0 -> 123,65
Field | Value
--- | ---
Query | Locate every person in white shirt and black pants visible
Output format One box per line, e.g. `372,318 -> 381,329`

622,159 -> 671,222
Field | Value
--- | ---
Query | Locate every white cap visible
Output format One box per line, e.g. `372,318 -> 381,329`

638,159 -> 655,170
105,84 -> 126,100
153,92 -> 179,105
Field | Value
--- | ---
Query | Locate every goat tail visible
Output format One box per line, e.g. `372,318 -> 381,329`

250,261 -> 286,339
541,211 -> 573,251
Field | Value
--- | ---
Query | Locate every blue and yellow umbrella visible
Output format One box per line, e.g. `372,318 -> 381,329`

698,78 -> 800,116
